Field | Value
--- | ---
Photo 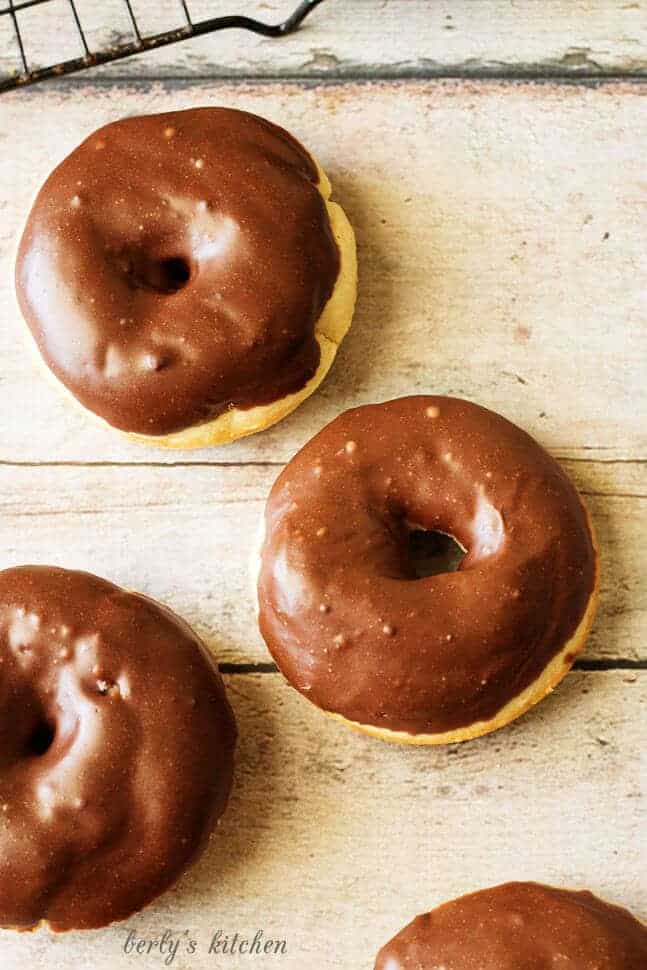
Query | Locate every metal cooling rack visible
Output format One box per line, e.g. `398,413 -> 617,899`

0,0 -> 324,92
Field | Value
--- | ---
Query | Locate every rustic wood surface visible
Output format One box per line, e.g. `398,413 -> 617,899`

0,3 -> 645,968
0,462 -> 644,666
1,1 -> 647,80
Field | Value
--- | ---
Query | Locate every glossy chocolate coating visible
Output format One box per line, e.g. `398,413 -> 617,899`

258,397 -> 596,735
0,566 -> 236,931
375,882 -> 647,969
16,107 -> 339,435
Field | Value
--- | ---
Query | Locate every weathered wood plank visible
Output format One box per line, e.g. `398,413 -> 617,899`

1,80 -> 645,465
0,670 -> 644,969
0,462 -> 644,663
2,1 -> 646,82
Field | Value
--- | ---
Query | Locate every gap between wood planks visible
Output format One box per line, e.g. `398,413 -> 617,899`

6,74 -> 647,99
1,458 -> 645,467
0,459 -> 644,499
219,660 -> 647,675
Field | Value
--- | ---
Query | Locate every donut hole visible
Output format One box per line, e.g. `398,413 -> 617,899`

25,718 -> 56,757
113,249 -> 191,294
407,529 -> 466,578
157,257 -> 191,292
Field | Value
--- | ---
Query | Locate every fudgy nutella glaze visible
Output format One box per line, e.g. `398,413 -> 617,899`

258,397 -> 596,735
374,882 -> 647,970
0,566 -> 236,931
16,107 -> 340,435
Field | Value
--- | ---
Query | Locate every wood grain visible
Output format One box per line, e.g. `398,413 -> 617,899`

1,80 -> 645,466
0,670 -> 644,969
1,1 -> 646,81
0,462 -> 644,664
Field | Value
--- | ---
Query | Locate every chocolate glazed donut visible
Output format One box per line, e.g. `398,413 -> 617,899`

256,396 -> 598,743
16,107 -> 357,448
0,566 -> 236,931
374,882 -> 647,969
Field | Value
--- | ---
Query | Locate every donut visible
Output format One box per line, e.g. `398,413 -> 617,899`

374,882 -> 647,969
15,107 -> 356,448
255,396 -> 598,744
0,565 -> 236,931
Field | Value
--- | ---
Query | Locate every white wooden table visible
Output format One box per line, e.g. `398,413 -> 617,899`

0,3 -> 645,968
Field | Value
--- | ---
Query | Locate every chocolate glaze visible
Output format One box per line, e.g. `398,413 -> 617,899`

16,107 -> 340,435
258,397 -> 596,735
0,566 -> 236,931
374,882 -> 647,969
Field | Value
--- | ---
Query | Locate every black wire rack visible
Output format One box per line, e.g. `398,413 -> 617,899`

0,0 -> 324,93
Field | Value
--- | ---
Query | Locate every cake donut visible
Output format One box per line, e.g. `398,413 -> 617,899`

256,396 -> 598,743
374,882 -> 647,969
0,565 -> 236,931
16,107 -> 356,448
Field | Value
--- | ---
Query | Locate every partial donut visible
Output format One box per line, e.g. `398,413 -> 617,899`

255,396 -> 598,744
16,107 -> 356,448
0,566 -> 236,931
374,882 -> 647,969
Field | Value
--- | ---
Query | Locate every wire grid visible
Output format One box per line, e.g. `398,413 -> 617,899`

0,0 -> 324,91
